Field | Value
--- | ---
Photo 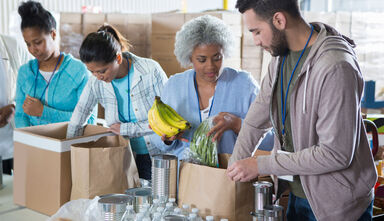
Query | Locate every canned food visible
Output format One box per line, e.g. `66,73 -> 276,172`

253,181 -> 273,215
125,187 -> 153,213
98,194 -> 132,221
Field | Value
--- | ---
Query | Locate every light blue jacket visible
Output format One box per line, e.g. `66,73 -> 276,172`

150,67 -> 274,159
15,53 -> 95,127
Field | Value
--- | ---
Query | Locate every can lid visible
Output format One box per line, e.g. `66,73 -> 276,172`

253,181 -> 273,188
263,205 -> 284,217
152,154 -> 178,168
98,194 -> 132,204
125,187 -> 152,196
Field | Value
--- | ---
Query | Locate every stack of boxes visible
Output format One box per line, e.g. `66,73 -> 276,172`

82,13 -> 107,37
151,12 -> 187,76
60,13 -> 83,58
106,13 -> 152,58
241,28 -> 264,83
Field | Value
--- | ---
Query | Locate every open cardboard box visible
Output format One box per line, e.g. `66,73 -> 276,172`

13,122 -> 113,216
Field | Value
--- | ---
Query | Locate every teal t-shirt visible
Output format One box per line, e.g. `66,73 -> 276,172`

112,68 -> 148,154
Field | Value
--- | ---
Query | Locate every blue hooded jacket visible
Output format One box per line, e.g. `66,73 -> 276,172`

15,53 -> 95,127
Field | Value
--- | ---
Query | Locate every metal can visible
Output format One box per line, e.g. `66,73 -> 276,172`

125,187 -> 153,213
98,194 -> 132,221
263,205 -> 284,221
151,154 -> 178,202
253,181 -> 273,215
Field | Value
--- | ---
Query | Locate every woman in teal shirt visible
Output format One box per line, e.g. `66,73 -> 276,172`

15,1 -> 95,127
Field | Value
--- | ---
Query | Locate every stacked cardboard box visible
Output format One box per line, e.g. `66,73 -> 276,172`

82,13 -> 106,37
151,12 -> 186,76
151,11 -> 242,77
241,27 -> 264,83
106,13 -> 151,58
60,13 -> 83,58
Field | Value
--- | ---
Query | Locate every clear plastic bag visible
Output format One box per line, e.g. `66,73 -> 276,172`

185,117 -> 219,167
48,196 -> 103,221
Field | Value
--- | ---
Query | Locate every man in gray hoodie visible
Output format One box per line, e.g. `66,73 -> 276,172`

227,0 -> 377,220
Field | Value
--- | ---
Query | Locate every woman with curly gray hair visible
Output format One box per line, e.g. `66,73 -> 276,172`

150,15 -> 274,158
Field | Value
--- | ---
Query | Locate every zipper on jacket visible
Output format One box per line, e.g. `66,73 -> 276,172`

269,59 -> 282,147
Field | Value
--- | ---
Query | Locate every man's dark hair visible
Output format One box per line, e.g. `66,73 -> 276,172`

236,0 -> 301,20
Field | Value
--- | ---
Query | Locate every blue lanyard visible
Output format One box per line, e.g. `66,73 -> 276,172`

34,52 -> 63,101
281,25 -> 314,135
193,71 -> 215,123
113,57 -> 131,123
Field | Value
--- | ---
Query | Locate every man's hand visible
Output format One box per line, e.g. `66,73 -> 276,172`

109,123 -> 121,135
23,95 -> 43,117
0,104 -> 15,128
207,112 -> 242,142
227,157 -> 259,182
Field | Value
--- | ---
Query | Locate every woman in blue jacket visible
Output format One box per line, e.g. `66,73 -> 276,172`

15,1 -> 95,127
150,15 -> 274,159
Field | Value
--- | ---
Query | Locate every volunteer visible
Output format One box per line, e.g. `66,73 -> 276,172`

227,0 -> 376,220
66,24 -> 168,180
150,15 -> 274,159
15,1 -> 95,128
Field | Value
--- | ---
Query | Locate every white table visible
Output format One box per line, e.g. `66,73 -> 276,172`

0,175 -> 49,221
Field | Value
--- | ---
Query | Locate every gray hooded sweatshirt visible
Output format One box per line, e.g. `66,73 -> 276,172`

229,22 -> 377,221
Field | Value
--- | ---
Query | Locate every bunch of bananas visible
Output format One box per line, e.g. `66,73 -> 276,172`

148,96 -> 191,138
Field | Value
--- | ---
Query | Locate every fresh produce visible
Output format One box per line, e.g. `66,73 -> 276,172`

190,117 -> 218,167
148,96 -> 191,138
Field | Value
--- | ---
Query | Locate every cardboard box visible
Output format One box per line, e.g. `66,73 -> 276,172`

151,54 -> 187,77
152,13 -> 186,34
151,34 -> 176,55
106,13 -> 151,57
13,122 -> 113,216
223,58 -> 241,70
60,12 -> 83,58
82,13 -> 106,36
242,45 -> 263,59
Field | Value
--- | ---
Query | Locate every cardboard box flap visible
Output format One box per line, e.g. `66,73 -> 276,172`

14,122 -> 113,153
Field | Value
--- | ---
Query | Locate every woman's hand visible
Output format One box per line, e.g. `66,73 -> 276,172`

23,95 -> 43,117
149,125 -> 189,144
109,123 -> 121,135
207,112 -> 242,142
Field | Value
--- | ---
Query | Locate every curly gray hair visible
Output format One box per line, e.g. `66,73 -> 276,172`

174,15 -> 235,68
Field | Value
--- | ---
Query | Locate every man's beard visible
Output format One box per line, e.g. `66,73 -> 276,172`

269,24 -> 289,57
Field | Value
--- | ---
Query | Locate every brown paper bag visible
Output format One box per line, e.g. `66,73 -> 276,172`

178,154 -> 254,221
70,135 -> 140,200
